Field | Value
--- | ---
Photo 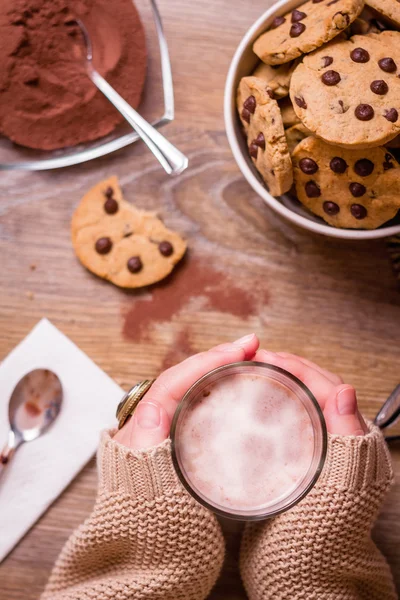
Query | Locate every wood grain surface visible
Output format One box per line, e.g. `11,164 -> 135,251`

1,0 -> 400,598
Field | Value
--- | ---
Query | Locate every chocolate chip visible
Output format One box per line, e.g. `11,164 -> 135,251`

104,186 -> 114,198
321,70 -> 341,86
354,159 -> 374,177
104,198 -> 119,214
267,88 -> 275,99
384,108 -> 398,122
291,9 -> 307,22
327,0 -> 340,4
127,256 -> 143,273
312,0 -> 324,2
383,153 -> 395,170
322,56 -> 333,67
351,204 -> 367,219
349,182 -> 366,197
330,157 -> 348,173
295,96 -> 307,109
305,181 -> 321,198
355,104 -> 374,121
254,132 -> 266,150
323,201 -> 340,215
24,76 -> 39,86
159,241 -> 174,256
290,22 -> 306,37
271,16 -> 286,29
1,455 -> 8,464
370,80 -> 388,95
378,58 -> 397,73
249,142 -> 259,159
243,95 -> 256,114
338,100 -> 349,113
241,108 -> 251,124
299,158 -> 318,174
350,48 -> 370,63
95,237 -> 112,255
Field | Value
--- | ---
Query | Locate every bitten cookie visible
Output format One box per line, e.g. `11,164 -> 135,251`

290,31 -> 400,148
292,136 -> 400,228
71,177 -> 187,288
237,77 -> 293,195
253,0 -> 363,65
365,0 -> 400,28
253,60 -> 297,98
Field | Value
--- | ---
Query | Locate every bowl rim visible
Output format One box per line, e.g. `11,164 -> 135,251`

224,0 -> 400,240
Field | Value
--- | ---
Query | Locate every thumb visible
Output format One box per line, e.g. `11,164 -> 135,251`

324,385 -> 368,436
114,400 -> 171,450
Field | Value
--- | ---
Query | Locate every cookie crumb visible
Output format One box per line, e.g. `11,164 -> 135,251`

29,263 -> 36,271
26,291 -> 34,300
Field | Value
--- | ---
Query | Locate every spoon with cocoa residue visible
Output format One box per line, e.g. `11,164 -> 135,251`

0,369 -> 63,479
74,19 -> 188,176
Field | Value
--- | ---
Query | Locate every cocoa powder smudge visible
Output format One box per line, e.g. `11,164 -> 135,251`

122,258 -> 266,342
0,0 -> 147,150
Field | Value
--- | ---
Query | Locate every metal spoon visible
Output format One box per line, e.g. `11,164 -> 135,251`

0,369 -> 63,478
75,19 -> 189,176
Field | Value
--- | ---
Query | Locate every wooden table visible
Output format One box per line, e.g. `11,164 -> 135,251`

1,0 -> 400,598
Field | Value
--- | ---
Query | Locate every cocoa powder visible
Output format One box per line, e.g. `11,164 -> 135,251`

0,0 -> 146,150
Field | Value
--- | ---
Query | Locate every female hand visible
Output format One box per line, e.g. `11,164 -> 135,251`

114,333 -> 259,449
114,337 -> 368,450
254,350 -> 369,436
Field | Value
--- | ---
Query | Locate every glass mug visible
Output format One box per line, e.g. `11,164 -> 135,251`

171,362 -> 327,521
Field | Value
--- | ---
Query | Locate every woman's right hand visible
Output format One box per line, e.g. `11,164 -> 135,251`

114,333 -> 260,449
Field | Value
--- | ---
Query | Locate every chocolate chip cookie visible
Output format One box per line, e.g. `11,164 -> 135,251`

285,123 -> 312,154
279,97 -> 301,127
238,77 -> 293,195
290,31 -> 400,148
71,177 -> 187,288
237,76 -> 275,132
253,0 -> 364,65
253,60 -> 297,98
365,0 -> 400,28
293,136 -> 400,228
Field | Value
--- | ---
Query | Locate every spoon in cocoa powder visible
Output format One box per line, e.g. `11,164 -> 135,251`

74,19 -> 188,176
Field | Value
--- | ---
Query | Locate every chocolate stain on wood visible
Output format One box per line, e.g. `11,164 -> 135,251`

122,257 -> 267,342
160,329 -> 196,371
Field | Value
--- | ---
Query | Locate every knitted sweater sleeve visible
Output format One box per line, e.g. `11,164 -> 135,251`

41,431 -> 225,600
240,423 -> 397,600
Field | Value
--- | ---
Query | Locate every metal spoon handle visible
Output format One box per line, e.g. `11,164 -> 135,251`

89,69 -> 188,176
0,431 -> 20,479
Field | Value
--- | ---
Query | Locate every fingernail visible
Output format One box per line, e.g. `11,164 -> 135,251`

233,333 -> 255,345
337,387 -> 357,416
136,402 -> 161,429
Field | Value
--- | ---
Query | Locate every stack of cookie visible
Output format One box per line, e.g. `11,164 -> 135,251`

237,0 -> 400,229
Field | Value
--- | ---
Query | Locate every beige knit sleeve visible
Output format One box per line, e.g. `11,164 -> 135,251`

41,431 -> 225,600
240,423 -> 397,600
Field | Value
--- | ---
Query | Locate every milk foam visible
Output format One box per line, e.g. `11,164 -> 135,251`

178,374 -> 315,511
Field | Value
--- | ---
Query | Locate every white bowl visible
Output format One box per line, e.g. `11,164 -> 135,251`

224,0 -> 400,240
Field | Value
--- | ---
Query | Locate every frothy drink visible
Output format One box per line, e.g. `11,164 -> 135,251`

174,367 -> 323,517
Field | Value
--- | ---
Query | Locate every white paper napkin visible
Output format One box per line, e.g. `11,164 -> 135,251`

0,318 -> 122,563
